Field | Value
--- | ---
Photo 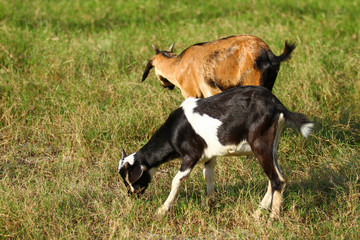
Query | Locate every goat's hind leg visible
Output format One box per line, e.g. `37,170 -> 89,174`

269,114 -> 286,219
257,180 -> 273,211
253,179 -> 274,220
202,157 -> 217,207
252,152 -> 285,219
252,115 -> 286,219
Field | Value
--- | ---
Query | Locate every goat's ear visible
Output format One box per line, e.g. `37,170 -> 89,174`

168,42 -> 175,52
128,164 -> 143,184
142,60 -> 153,82
152,44 -> 160,54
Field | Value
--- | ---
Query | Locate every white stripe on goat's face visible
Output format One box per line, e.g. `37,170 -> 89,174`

118,153 -> 136,172
181,98 -> 252,160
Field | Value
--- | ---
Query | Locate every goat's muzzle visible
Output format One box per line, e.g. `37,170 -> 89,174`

159,76 -> 175,90
164,84 -> 175,90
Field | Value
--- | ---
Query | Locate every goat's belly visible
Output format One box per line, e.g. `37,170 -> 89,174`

224,140 -> 253,156
202,140 -> 253,160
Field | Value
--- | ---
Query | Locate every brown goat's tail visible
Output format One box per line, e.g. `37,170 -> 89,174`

269,41 -> 296,65
254,41 -> 296,91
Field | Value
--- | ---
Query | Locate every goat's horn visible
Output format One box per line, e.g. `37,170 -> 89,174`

168,42 -> 175,52
152,44 -> 160,54
121,147 -> 127,159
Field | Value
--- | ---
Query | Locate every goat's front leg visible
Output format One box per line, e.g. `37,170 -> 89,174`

203,157 -> 217,204
156,168 -> 191,216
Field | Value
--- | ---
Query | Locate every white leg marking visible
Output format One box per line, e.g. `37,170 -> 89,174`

203,158 -> 217,198
157,169 -> 191,216
259,180 -> 272,209
253,180 -> 272,219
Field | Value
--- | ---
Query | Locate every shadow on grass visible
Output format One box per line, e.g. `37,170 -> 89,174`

281,117 -> 359,218
313,116 -> 360,145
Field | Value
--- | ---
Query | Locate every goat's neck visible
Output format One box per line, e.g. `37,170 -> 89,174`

135,124 -> 180,169
154,55 -> 179,81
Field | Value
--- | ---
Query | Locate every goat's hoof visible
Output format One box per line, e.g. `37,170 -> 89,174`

269,212 -> 280,220
201,197 -> 215,209
156,206 -> 169,216
253,209 -> 262,220
252,208 -> 270,220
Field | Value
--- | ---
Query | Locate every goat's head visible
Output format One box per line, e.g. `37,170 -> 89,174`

141,43 -> 176,90
118,148 -> 151,195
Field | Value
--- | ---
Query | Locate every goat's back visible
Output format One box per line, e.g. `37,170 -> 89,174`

177,35 -> 274,92
190,85 -> 280,118
179,35 -> 270,59
182,86 -> 311,145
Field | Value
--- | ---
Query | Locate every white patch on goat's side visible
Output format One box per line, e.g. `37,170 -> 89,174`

301,123 -> 314,138
181,98 -> 222,158
181,98 -> 252,160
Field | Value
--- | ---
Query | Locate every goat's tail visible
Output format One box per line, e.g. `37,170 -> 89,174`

269,41 -> 296,65
282,109 -> 314,138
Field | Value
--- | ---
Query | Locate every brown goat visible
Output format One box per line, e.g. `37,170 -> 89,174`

142,35 -> 296,98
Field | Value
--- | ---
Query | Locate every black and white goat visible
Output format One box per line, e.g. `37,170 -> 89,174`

118,86 -> 313,218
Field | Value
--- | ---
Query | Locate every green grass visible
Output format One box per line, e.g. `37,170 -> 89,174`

1,0 -> 359,238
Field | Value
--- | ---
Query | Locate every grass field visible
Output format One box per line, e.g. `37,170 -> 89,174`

1,0 -> 359,239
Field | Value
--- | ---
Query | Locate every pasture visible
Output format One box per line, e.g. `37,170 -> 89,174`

0,0 -> 359,238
